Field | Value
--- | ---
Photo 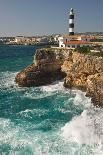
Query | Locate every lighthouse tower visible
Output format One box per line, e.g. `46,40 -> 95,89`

69,8 -> 74,35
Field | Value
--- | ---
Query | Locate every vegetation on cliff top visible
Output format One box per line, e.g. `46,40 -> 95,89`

75,46 -> 103,57
38,47 -> 103,58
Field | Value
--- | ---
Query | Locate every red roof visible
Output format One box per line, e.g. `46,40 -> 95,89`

64,41 -> 92,45
63,35 -> 96,39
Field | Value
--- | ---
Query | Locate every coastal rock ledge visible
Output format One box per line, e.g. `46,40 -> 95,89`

15,48 -> 103,106
62,52 -> 103,106
15,48 -> 70,87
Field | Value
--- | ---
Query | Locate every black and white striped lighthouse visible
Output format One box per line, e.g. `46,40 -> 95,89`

69,8 -> 74,35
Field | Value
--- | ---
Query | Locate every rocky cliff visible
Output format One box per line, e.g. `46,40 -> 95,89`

15,48 -> 103,106
15,48 -> 71,87
61,52 -> 103,106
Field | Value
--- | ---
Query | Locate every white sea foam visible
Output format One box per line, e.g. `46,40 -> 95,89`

0,98 -> 102,154
41,81 -> 65,92
23,81 -> 67,100
0,118 -> 68,155
0,71 -> 17,89
61,105 -> 103,154
72,89 -> 91,108
18,108 -> 48,118
23,88 -> 54,99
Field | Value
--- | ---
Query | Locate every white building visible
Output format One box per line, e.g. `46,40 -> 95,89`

15,36 -> 33,44
58,35 -> 93,48
54,35 -> 60,42
15,36 -> 24,43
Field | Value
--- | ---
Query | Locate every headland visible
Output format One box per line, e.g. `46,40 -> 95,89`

15,47 -> 103,106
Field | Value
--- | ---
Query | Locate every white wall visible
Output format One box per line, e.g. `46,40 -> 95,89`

58,37 -> 65,47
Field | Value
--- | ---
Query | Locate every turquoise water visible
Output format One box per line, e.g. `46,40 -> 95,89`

0,45 -> 103,155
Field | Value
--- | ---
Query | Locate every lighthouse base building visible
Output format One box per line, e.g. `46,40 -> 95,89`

58,35 -> 93,48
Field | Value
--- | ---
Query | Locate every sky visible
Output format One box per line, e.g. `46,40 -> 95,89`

0,0 -> 103,36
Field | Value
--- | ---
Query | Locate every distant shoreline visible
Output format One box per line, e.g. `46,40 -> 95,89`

0,42 -> 58,47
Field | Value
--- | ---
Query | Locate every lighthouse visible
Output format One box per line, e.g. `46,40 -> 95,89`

69,8 -> 74,35
58,8 -> 93,48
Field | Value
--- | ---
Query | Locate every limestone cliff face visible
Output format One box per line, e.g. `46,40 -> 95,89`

86,73 -> 103,106
62,52 -> 103,106
15,48 -> 103,106
15,48 -> 71,87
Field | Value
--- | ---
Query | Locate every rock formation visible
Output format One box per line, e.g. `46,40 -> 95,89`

86,73 -> 103,106
15,48 -> 71,87
61,52 -> 103,106
15,47 -> 103,106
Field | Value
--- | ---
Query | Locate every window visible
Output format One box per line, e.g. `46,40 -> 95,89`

72,45 -> 75,48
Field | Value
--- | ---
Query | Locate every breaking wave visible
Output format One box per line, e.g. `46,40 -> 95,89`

0,71 -> 103,155
61,103 -> 103,155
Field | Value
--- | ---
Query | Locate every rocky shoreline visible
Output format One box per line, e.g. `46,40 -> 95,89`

15,48 -> 103,106
61,52 -> 103,106
15,48 -> 68,87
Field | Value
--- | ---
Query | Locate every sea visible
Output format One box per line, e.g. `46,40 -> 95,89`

0,45 -> 103,155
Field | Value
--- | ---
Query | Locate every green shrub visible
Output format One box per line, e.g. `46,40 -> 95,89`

74,46 -> 91,54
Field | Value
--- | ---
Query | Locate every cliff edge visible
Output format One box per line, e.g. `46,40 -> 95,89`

15,48 -> 103,106
15,48 -> 71,87
62,52 -> 103,106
